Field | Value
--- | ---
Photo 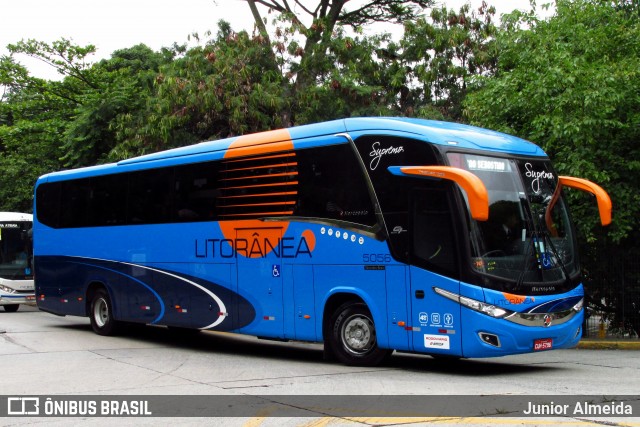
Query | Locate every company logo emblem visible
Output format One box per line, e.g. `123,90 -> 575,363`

543,314 -> 552,327
7,397 -> 40,415
391,226 -> 407,235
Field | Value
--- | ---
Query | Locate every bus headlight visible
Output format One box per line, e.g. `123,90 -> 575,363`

434,287 -> 514,319
572,298 -> 584,312
0,285 -> 16,294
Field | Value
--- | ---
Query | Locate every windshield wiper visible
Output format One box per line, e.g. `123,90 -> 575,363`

510,204 -> 540,292
531,207 -> 573,289
538,221 -> 571,284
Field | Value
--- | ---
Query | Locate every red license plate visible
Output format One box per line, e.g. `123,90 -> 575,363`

26,295 -> 36,301
534,338 -> 553,351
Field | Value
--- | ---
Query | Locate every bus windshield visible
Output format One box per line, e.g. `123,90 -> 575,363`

448,153 -> 578,288
0,221 -> 33,280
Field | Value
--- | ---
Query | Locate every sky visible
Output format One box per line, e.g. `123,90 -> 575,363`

1,0 -> 548,80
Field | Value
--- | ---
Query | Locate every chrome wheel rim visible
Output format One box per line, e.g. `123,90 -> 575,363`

341,314 -> 375,355
93,297 -> 109,328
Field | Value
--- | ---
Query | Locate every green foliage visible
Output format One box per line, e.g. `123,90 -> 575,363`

109,25 -> 288,160
246,0 -> 437,123
1,0 -> 638,311
402,2 -> 498,120
290,28 -> 400,123
0,79 -> 67,212
7,38 -> 99,88
62,44 -> 171,166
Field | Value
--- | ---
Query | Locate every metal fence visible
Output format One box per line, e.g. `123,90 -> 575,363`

582,257 -> 640,340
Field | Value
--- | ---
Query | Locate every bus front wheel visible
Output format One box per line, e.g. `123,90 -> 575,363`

3,304 -> 19,312
89,288 -> 119,336
329,302 -> 390,366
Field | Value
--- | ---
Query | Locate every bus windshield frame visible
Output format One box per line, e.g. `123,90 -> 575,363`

446,152 -> 580,293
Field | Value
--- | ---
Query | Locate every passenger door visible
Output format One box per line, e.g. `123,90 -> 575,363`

409,188 -> 462,356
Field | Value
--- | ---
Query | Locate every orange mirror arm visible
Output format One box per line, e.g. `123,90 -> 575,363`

558,176 -> 612,226
398,166 -> 489,221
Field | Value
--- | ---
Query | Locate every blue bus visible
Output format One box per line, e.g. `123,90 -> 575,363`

33,118 -> 611,365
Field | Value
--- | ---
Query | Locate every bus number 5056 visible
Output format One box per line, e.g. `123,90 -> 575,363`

363,254 -> 392,263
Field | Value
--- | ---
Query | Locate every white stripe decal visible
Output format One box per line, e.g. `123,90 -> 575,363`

84,257 -> 228,329
120,262 -> 228,329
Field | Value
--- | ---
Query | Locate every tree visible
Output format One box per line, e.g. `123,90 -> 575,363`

62,44 -> 171,166
401,1 -> 498,120
107,23 -> 289,160
244,0 -> 435,122
0,60 -> 67,211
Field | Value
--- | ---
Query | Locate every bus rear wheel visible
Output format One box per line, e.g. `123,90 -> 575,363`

329,302 -> 390,366
3,304 -> 19,312
89,288 -> 119,336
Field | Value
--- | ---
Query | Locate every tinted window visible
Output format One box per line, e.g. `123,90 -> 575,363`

128,168 -> 174,224
295,144 -> 376,227
90,174 -> 128,226
175,162 -> 220,222
35,182 -> 61,228
354,135 -> 441,261
60,179 -> 93,228
412,188 -> 457,276
36,143 -> 378,229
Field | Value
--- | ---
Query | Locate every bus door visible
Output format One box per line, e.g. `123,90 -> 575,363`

235,226 -> 284,338
409,188 -> 462,355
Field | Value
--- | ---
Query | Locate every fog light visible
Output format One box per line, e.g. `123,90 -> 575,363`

479,332 -> 501,347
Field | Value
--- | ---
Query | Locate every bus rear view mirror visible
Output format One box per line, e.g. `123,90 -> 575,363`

388,166 -> 489,221
558,176 -> 612,226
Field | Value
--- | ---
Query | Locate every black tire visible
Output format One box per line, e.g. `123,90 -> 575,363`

89,288 -> 119,336
3,304 -> 19,313
328,302 -> 390,366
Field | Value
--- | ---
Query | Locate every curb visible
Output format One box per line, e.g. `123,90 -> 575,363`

577,339 -> 640,350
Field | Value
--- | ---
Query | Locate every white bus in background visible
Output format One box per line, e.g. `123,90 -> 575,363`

0,212 -> 34,312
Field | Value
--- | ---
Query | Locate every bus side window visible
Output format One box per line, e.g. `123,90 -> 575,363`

35,182 -> 62,228
295,144 -> 377,228
60,179 -> 93,228
175,162 -> 220,222
90,174 -> 128,226
128,168 -> 174,224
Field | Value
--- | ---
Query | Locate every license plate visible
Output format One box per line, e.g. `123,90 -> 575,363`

26,295 -> 36,301
534,338 -> 553,351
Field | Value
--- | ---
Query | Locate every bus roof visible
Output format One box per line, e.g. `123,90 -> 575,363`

37,118 -> 545,181
118,118 -> 544,166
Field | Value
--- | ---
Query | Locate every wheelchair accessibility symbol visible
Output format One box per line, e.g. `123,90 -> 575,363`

541,253 -> 552,269
272,265 -> 281,277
